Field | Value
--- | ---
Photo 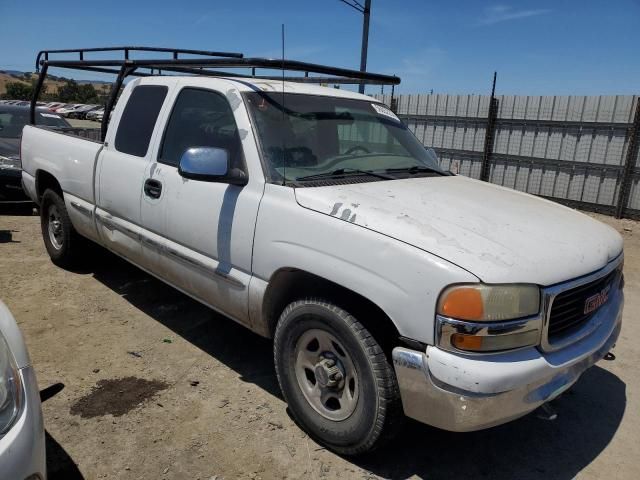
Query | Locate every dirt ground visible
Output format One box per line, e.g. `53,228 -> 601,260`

0,207 -> 639,480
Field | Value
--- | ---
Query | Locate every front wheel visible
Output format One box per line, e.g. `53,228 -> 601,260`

274,299 -> 402,455
40,189 -> 84,268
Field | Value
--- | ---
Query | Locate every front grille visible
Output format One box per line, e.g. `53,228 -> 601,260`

548,268 -> 620,339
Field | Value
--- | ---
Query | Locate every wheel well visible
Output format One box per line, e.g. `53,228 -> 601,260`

35,170 -> 62,204
264,269 -> 401,356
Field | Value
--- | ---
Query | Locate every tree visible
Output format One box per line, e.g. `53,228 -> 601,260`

30,78 -> 49,101
4,81 -> 32,100
56,80 -> 99,103
56,80 -> 81,103
77,83 -> 99,104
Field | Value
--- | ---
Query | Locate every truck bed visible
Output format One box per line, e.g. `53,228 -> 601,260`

21,125 -> 103,206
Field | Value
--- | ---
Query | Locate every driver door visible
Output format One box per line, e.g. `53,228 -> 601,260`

140,86 -> 262,324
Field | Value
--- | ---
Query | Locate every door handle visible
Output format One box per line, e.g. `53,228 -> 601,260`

144,179 -> 162,199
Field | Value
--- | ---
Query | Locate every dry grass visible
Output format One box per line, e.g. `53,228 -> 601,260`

0,71 -> 110,97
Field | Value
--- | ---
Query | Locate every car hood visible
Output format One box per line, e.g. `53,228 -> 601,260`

294,175 -> 623,285
0,137 -> 19,158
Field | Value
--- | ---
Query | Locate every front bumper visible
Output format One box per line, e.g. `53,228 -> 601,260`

392,287 -> 623,432
0,366 -> 46,480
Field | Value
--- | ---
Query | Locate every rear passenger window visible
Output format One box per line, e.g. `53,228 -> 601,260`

159,88 -> 244,169
115,85 -> 168,157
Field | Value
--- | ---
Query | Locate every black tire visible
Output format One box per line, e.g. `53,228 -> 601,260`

40,189 -> 83,268
274,298 -> 402,455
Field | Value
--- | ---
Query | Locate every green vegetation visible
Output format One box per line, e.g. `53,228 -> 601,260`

2,76 -> 109,103
4,81 -> 35,100
56,80 -> 101,103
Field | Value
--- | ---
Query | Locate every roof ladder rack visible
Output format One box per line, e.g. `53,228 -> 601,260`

31,45 -> 401,140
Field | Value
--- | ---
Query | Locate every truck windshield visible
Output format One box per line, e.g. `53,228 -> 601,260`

244,92 -> 446,184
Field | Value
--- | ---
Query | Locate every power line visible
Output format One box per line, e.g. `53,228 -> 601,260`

338,0 -> 365,13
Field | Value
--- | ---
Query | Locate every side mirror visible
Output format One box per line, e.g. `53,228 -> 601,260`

178,147 -> 247,186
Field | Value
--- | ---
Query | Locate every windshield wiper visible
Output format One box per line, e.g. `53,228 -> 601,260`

384,165 -> 447,176
296,168 -> 394,181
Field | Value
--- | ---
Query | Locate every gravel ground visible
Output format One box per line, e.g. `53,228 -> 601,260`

0,207 -> 638,480
67,118 -> 100,128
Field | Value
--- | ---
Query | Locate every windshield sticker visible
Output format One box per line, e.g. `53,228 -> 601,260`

371,103 -> 400,122
40,113 -> 62,119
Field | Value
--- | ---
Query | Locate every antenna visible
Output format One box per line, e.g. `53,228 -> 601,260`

281,24 -> 287,186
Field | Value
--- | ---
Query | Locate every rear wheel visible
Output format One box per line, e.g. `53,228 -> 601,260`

40,189 -> 83,268
274,298 -> 402,455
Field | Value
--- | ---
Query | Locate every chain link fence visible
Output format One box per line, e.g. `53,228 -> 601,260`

373,93 -> 640,219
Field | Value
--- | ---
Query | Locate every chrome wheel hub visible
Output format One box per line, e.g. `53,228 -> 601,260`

48,205 -> 63,250
314,357 -> 343,389
294,329 -> 359,421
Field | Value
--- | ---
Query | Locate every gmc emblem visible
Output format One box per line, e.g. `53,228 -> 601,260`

584,285 -> 611,314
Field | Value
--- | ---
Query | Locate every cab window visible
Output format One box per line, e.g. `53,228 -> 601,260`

114,85 -> 168,157
159,88 -> 244,170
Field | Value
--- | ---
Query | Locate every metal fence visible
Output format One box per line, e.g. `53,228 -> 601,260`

373,93 -> 640,219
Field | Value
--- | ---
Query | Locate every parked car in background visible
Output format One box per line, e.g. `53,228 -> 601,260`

86,107 -> 104,121
67,104 -> 101,119
84,105 -> 105,120
44,102 -> 65,110
49,103 -> 76,113
0,301 -> 46,480
1,104 -> 71,203
56,104 -> 85,117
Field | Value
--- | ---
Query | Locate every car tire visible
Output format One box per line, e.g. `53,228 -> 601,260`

274,298 -> 402,455
40,189 -> 84,268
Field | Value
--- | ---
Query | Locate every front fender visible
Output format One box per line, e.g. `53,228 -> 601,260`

251,185 -> 478,344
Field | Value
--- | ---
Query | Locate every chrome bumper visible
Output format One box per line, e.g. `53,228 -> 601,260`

392,288 -> 623,432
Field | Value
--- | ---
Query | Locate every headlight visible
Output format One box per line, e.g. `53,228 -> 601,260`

436,284 -> 542,353
0,332 -> 21,435
0,155 -> 21,171
437,284 -> 540,321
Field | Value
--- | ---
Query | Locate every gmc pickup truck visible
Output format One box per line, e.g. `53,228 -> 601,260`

21,65 -> 624,454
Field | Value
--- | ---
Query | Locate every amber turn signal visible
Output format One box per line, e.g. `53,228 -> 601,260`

449,329 -> 541,352
439,287 -> 484,320
451,333 -> 484,351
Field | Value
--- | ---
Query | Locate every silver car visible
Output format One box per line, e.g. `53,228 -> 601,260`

0,301 -> 46,479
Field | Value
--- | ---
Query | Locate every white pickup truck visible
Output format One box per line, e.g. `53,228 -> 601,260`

21,74 -> 624,454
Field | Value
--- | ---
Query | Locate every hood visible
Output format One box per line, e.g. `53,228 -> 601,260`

294,176 -> 623,286
0,137 -> 19,158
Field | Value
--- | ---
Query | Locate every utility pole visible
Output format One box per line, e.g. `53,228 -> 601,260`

480,72 -> 498,182
339,0 -> 371,94
359,0 -> 371,94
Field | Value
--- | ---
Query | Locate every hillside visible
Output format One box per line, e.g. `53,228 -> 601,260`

0,71 -> 111,97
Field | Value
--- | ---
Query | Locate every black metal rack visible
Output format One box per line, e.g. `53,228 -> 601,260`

30,46 -> 401,140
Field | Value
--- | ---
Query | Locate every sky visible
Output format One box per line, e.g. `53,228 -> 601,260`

1,0 -> 639,95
